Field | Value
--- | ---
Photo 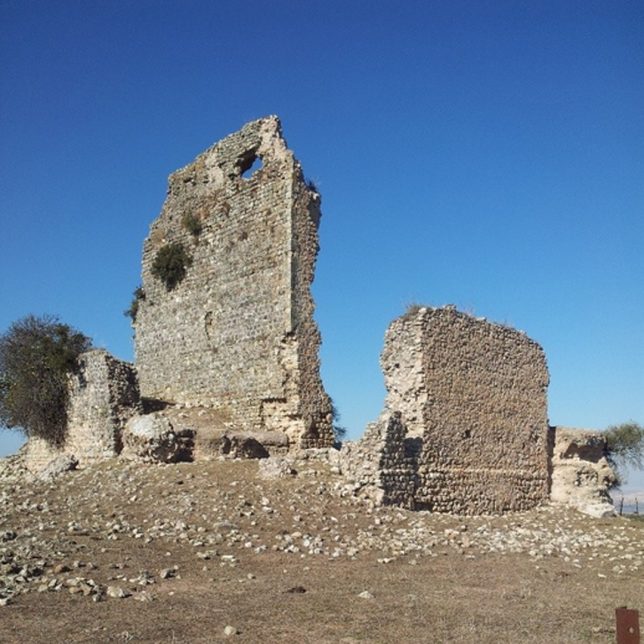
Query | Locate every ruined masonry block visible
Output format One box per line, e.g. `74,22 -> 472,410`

339,412 -> 417,508
134,116 -> 333,448
24,437 -> 65,476
381,306 -> 550,514
66,349 -> 140,464
121,412 -> 194,464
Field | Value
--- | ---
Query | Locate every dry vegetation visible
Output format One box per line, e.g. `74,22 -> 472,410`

1,454 -> 642,643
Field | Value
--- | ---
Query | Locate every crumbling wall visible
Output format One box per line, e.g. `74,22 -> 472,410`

24,437 -> 64,475
549,426 -> 616,517
377,306 -> 550,514
24,349 -> 139,473
66,349 -> 140,464
339,412 -> 417,507
134,116 -> 333,448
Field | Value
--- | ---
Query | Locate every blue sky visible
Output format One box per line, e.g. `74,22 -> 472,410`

1,1 -> 642,489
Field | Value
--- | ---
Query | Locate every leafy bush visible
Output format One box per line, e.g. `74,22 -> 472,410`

151,242 -> 192,291
124,286 -> 145,322
604,421 -> 644,487
0,315 -> 92,446
181,212 -> 203,237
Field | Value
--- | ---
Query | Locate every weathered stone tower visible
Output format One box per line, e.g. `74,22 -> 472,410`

134,116 -> 333,448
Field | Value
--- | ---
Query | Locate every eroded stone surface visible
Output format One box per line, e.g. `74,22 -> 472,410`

24,437 -> 65,476
121,413 -> 194,464
66,349 -> 140,465
24,350 -> 140,474
134,116 -> 332,448
342,306 -> 552,515
549,426 -> 617,518
339,413 -> 417,508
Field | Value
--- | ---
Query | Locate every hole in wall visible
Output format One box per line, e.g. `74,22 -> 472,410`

239,153 -> 263,179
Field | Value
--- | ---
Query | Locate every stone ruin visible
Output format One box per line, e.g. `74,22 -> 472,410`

19,116 -> 617,516
340,306 -> 615,516
25,116 -> 333,474
134,115 -> 333,450
25,350 -> 140,474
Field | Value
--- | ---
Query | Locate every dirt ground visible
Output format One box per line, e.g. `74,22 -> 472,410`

1,457 -> 642,643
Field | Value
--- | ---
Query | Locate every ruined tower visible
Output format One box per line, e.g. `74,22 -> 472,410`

134,116 -> 333,448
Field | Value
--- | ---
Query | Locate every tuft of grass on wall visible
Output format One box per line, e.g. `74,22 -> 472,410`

181,212 -> 203,238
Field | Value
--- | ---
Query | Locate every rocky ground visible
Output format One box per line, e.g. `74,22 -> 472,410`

1,450 -> 642,643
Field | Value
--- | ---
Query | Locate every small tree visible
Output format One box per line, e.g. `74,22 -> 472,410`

331,399 -> 347,443
181,212 -> 203,238
604,421 -> 644,488
0,315 -> 92,446
124,286 -> 145,322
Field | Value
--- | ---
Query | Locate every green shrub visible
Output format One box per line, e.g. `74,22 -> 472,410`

181,212 -> 203,237
604,421 -> 644,487
0,315 -> 92,446
124,286 -> 145,322
151,242 -> 192,291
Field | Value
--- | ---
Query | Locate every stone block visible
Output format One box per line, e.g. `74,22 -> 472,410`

121,413 -> 194,463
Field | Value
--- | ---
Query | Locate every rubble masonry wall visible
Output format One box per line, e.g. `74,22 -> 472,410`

66,349 -> 140,464
134,117 -> 333,447
24,349 -> 139,472
380,306 -> 551,514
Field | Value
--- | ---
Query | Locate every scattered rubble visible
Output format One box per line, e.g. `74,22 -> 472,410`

1,452 -> 641,610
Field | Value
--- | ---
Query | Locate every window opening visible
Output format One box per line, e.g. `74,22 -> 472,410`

240,154 -> 263,179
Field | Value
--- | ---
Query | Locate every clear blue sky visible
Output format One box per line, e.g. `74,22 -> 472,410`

1,1 -> 642,489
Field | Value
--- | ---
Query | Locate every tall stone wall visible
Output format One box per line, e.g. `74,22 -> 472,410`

379,306 -> 550,514
134,116 -> 333,448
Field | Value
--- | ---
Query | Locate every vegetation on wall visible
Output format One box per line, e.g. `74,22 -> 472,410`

151,242 -> 193,291
181,212 -> 203,238
124,286 -> 146,322
605,421 -> 644,488
399,302 -> 425,323
0,315 -> 92,446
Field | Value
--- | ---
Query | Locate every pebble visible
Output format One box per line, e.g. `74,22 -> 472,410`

106,585 -> 131,599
